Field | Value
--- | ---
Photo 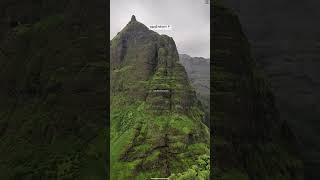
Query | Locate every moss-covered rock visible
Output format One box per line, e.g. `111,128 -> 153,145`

110,16 -> 210,179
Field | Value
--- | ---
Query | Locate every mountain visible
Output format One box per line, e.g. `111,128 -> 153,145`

0,0 -> 107,179
224,0 -> 320,179
179,54 -> 210,126
212,1 -> 303,179
110,16 -> 210,179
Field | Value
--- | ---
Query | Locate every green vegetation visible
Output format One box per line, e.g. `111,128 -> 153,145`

34,15 -> 65,32
110,16 -> 209,179
110,94 -> 209,179
0,5 -> 106,178
169,155 -> 210,180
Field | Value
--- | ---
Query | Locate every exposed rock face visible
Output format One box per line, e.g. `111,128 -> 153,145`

179,54 -> 210,125
224,1 -> 320,179
213,1 -> 303,179
131,15 -> 136,21
0,0 -> 107,179
110,16 -> 209,179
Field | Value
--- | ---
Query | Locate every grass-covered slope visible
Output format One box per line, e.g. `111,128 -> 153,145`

110,16 -> 210,179
0,0 -> 107,179
212,1 -> 303,179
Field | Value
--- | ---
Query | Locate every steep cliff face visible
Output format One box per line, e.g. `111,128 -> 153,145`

213,1 -> 303,179
110,16 -> 210,179
0,0 -> 107,179
179,54 -> 210,126
224,1 -> 320,178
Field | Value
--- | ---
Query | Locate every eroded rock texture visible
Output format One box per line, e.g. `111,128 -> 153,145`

110,16 -> 210,179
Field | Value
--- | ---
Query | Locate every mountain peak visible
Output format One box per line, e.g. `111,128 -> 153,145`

131,15 -> 136,21
111,12 -> 209,179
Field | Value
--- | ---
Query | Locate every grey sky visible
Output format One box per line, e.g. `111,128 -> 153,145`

110,0 -> 210,58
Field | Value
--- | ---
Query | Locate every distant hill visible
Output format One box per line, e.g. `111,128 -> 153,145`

179,54 -> 210,125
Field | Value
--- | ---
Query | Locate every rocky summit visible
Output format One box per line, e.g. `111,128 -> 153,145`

110,16 -> 210,179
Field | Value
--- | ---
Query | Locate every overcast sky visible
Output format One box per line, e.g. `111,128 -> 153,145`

110,0 -> 210,58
